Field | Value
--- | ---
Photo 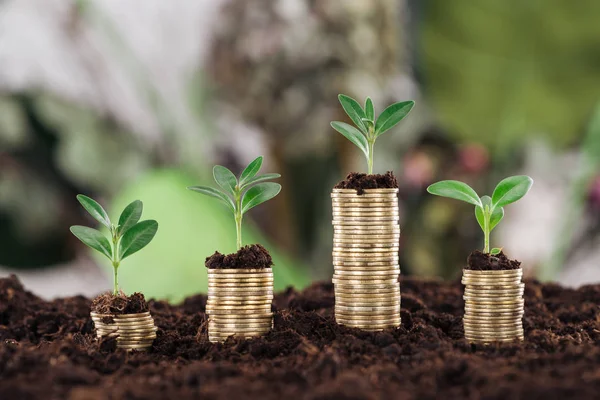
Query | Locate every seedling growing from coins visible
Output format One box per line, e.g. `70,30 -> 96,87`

427,176 -> 533,254
331,94 -> 415,174
188,156 -> 281,249
70,195 -> 159,295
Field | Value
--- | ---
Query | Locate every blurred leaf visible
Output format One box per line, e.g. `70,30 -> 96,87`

239,156 -> 263,186
76,195 -> 111,229
118,200 -> 143,236
242,182 -> 281,214
374,101 -> 415,137
188,186 -> 235,213
338,94 -> 367,133
331,121 -> 369,159
119,220 -> 158,260
427,180 -> 482,206
70,226 -> 112,260
491,176 -> 533,208
213,165 -> 237,196
241,173 -> 281,189
365,97 -> 374,121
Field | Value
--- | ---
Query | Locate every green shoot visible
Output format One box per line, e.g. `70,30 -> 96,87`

427,176 -> 533,254
331,94 -> 415,174
188,156 -> 281,250
70,196 -> 159,296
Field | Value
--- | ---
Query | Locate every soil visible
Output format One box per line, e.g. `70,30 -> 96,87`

466,250 -> 522,270
90,292 -> 148,315
334,171 -> 398,194
0,274 -> 599,399
205,244 -> 273,269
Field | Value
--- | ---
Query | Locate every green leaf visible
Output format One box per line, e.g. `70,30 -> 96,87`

119,220 -> 158,260
374,100 -> 415,137
239,156 -> 263,186
427,180 -> 482,207
70,226 -> 112,260
491,175 -> 533,209
490,248 -> 502,255
117,200 -> 143,236
365,97 -> 374,121
241,173 -> 281,190
338,94 -> 367,133
213,165 -> 238,196
76,194 -> 111,229
241,182 -> 281,215
475,196 -> 504,232
330,121 -> 369,159
188,186 -> 235,213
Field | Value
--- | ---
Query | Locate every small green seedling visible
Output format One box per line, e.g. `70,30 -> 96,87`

188,156 -> 281,250
427,176 -> 533,254
331,94 -> 415,174
70,196 -> 159,295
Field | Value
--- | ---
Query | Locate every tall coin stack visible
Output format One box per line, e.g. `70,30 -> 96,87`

461,268 -> 525,343
91,311 -> 157,351
206,268 -> 274,343
331,188 -> 401,330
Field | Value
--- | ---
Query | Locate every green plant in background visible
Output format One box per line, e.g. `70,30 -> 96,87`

331,94 -> 415,174
70,195 -> 159,295
427,176 -> 533,254
188,156 -> 281,249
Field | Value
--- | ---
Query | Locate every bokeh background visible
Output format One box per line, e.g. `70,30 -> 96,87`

1,0 -> 599,301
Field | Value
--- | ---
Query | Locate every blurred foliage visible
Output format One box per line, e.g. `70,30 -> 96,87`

422,0 -> 600,153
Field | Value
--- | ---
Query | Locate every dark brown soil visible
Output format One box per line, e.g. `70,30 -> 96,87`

90,292 -> 148,315
334,171 -> 398,194
205,244 -> 273,269
466,250 -> 522,270
0,274 -> 599,399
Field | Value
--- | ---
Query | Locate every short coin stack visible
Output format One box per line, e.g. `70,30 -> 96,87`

462,269 -> 525,343
331,188 -> 401,330
91,311 -> 157,351
206,268 -> 274,343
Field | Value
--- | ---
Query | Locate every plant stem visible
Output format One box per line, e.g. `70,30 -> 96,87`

234,188 -> 243,250
367,126 -> 375,175
483,206 -> 490,254
111,230 -> 120,295
112,263 -> 119,296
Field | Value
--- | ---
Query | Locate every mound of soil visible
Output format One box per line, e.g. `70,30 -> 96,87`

334,171 -> 398,194
0,274 -> 599,399
90,292 -> 148,315
466,250 -> 522,270
205,244 -> 273,269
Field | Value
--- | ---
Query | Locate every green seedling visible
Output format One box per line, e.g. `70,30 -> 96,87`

70,196 -> 159,296
188,156 -> 281,250
427,176 -> 533,254
331,94 -> 415,174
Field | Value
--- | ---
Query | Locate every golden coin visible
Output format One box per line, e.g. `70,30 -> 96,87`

335,303 -> 400,312
334,268 -> 399,275
208,287 -> 273,293
209,327 -> 271,334
333,242 -> 399,249
208,276 -> 273,282
463,327 -> 523,334
333,245 -> 400,252
331,193 -> 398,198
335,315 -> 401,323
111,312 -> 151,319
461,279 -> 522,286
335,289 -> 400,296
336,300 -> 401,308
334,261 -> 399,267
462,269 -> 522,275
208,283 -> 273,290
333,253 -> 397,260
335,292 -> 400,300
207,301 -> 272,307
463,319 -> 522,327
209,321 -> 272,329
336,322 -> 400,330
332,206 -> 399,212
463,294 -> 523,302
209,317 -> 273,324
333,277 -> 398,284
205,303 -> 272,310
208,268 -> 273,274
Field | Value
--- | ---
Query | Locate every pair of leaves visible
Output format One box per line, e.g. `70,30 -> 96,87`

70,195 -> 159,262
188,156 -> 281,216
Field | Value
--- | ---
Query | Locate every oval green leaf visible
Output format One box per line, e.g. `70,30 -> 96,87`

76,194 -> 111,229
241,182 -> 281,215
213,165 -> 238,196
187,186 -> 235,213
241,173 -> 281,190
330,121 -> 369,159
70,226 -> 112,260
427,180 -> 482,207
117,200 -> 143,236
365,97 -> 374,121
374,100 -> 415,137
239,156 -> 263,186
491,175 -> 533,209
119,220 -> 158,260
475,196 -> 504,232
338,94 -> 367,134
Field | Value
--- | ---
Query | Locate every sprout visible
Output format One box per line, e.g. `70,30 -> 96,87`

427,176 -> 533,254
70,196 -> 159,296
331,94 -> 415,174
188,156 -> 281,250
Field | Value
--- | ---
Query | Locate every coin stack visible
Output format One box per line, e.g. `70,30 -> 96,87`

206,268 -> 274,343
90,311 -> 157,351
461,269 -> 525,343
331,188 -> 401,330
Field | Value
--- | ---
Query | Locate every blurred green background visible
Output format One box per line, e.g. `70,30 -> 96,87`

0,0 -> 599,301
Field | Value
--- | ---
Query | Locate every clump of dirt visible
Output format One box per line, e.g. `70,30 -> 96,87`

0,274 -> 598,399
205,244 -> 273,269
466,250 -> 521,270
90,292 -> 148,315
334,171 -> 398,194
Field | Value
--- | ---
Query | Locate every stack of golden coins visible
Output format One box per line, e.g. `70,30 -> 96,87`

331,188 -> 401,330
461,269 -> 525,343
206,268 -> 274,343
91,311 -> 157,351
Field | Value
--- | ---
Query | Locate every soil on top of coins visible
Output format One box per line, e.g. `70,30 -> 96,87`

466,250 -> 522,270
1,274 -> 599,399
90,292 -> 148,315
334,171 -> 398,194
205,244 -> 273,269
